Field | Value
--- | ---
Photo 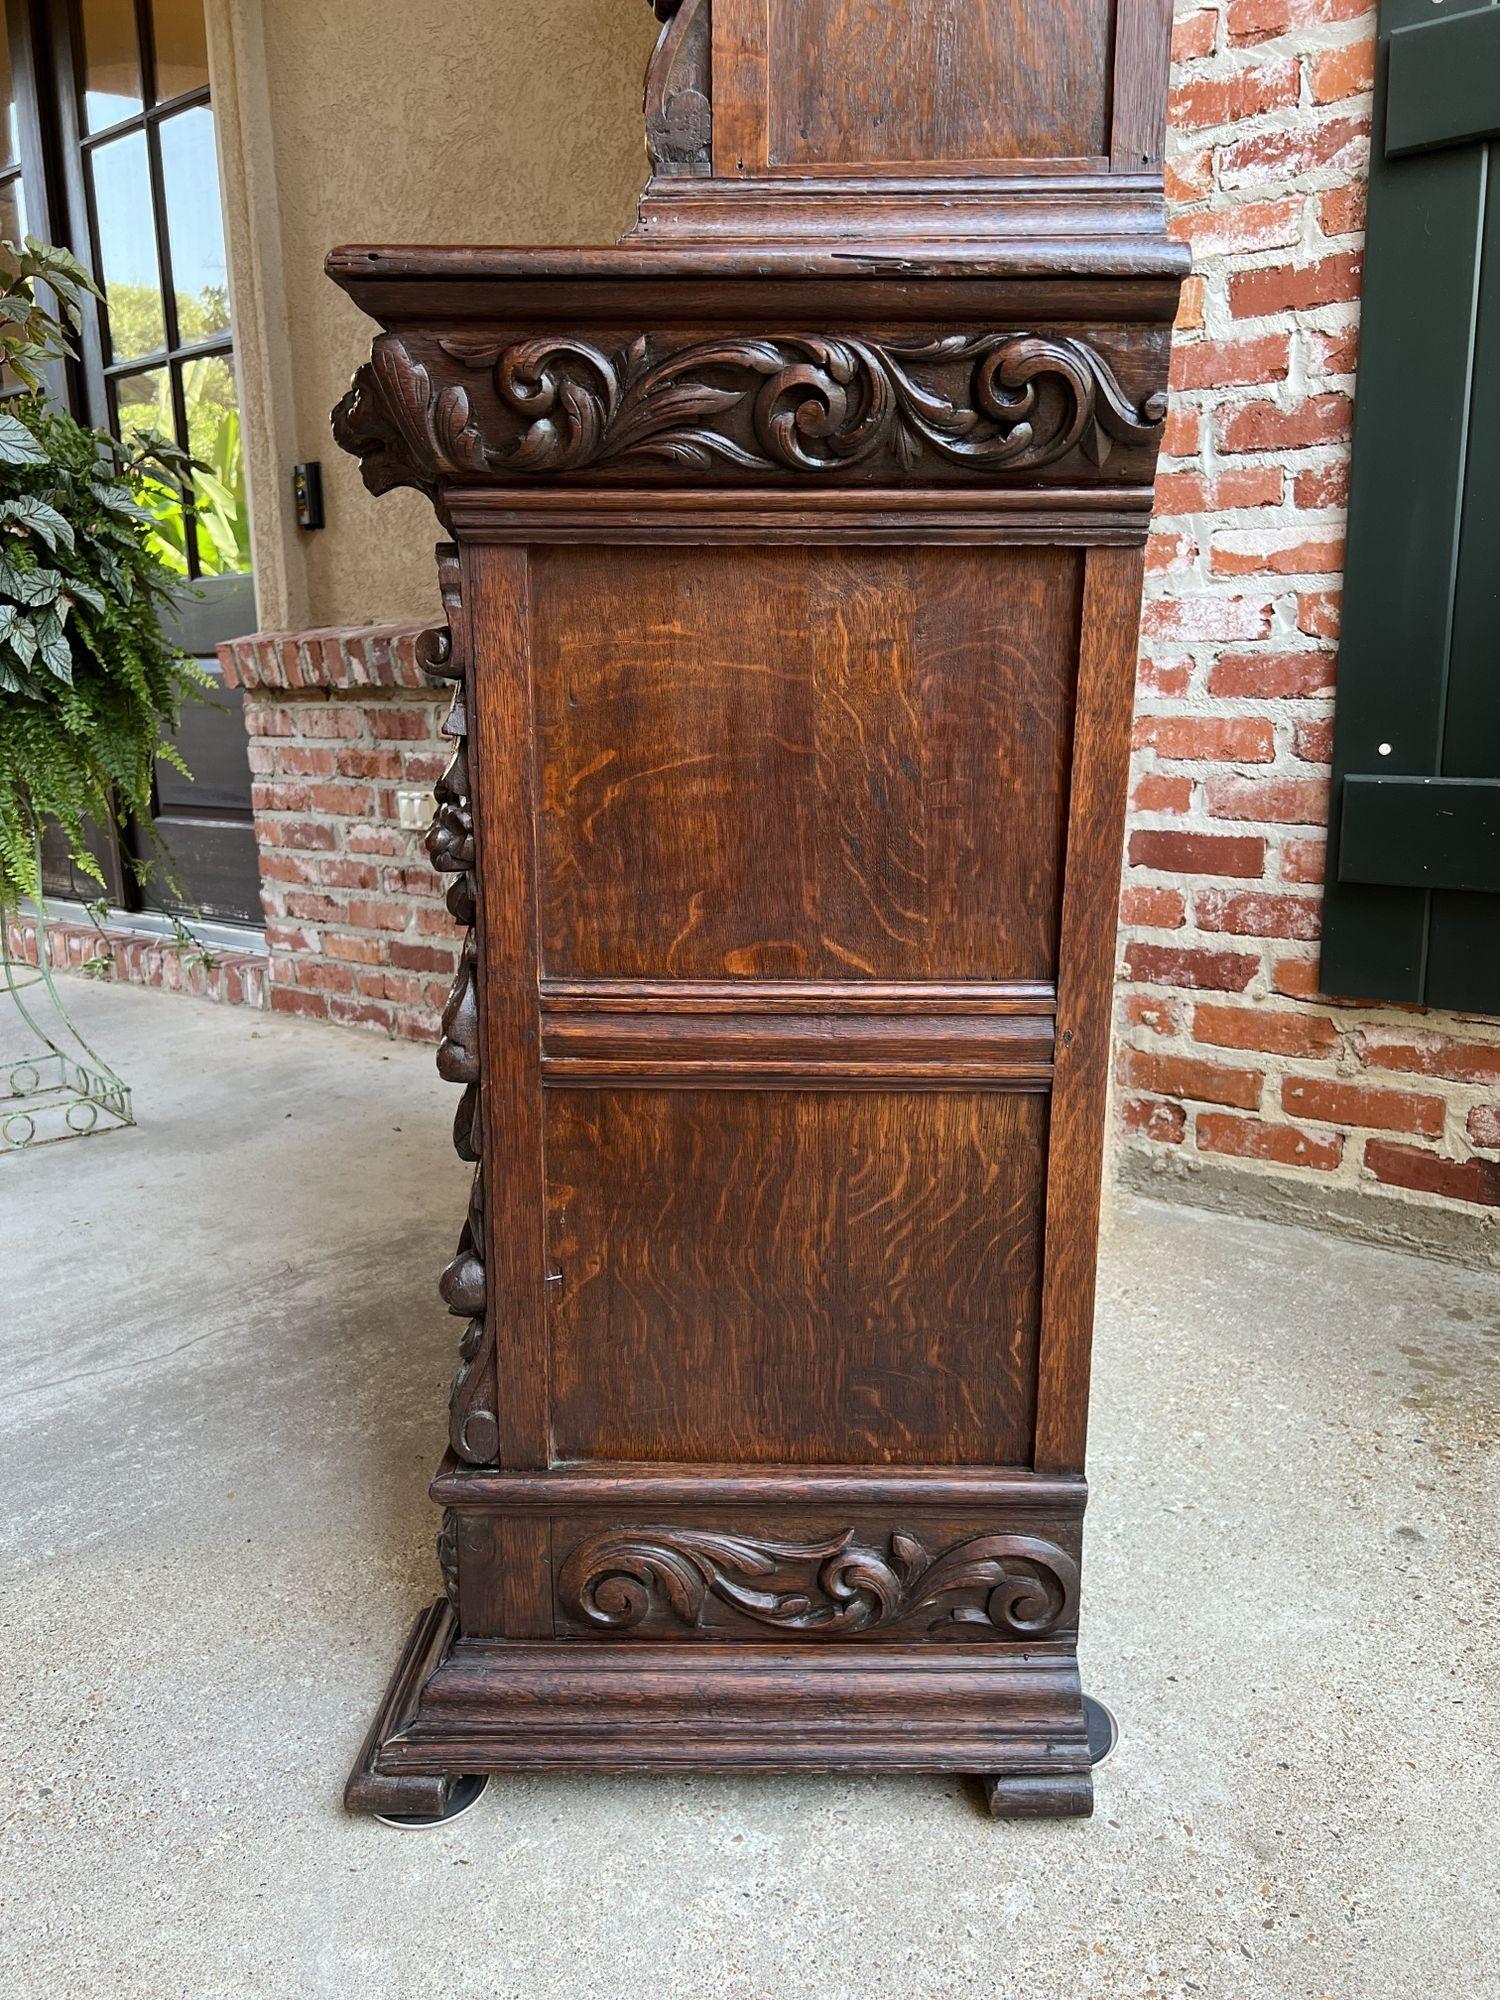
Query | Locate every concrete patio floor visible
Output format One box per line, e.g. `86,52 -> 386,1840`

0,980 -> 1495,1999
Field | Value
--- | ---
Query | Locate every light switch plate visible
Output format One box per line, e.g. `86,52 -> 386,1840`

395,787 -> 436,831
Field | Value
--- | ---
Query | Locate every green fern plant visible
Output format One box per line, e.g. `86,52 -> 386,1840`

0,237 -> 208,911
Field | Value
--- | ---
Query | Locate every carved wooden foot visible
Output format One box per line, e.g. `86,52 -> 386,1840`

345,1599 -> 469,1819
979,1691 -> 1113,1818
980,1769 -> 1094,1819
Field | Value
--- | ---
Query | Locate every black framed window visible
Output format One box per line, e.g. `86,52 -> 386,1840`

74,0 -> 246,583
0,23 -> 28,246
4,0 -> 262,924
1,2 -> 65,401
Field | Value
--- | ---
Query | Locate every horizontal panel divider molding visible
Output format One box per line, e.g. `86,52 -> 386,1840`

538,980 -> 1056,1089
539,978 -> 1057,1015
539,1012 -> 1053,1089
431,1458 -> 1085,1512
446,485 -> 1155,546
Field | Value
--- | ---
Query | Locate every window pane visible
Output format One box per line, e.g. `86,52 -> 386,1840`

0,171 -> 25,249
182,352 -> 248,574
115,362 -> 174,444
1,18 -> 20,171
116,366 -> 189,574
151,0 -> 210,102
159,107 -> 228,341
91,130 -> 165,359
80,0 -> 144,132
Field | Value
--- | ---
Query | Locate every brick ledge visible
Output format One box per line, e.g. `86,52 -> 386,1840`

5,912 -> 268,1008
220,622 -> 437,692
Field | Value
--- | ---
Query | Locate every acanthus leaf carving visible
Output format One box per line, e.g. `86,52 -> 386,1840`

337,329 -> 1165,497
411,329 -> 1167,483
557,1526 -> 1080,1640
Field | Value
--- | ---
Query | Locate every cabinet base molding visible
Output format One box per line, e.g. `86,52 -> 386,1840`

346,1599 -> 1094,1818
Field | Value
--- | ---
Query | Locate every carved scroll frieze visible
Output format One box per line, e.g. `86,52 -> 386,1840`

334,329 -> 1167,501
557,1526 -> 1080,1640
423,547 -> 498,1465
644,0 -> 711,177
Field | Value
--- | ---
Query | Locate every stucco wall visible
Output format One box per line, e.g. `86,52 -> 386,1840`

207,0 -> 655,632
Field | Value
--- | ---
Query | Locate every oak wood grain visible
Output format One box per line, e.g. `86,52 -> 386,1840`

1111,0 -> 1174,171
447,484 -> 1156,547
711,0 -> 771,175
378,1625 -> 1093,1810
763,0 -> 1115,169
545,1087 -> 1046,1466
1034,546 -> 1146,1471
539,978 -> 1056,1014
468,546 -> 551,1472
532,545 -> 1080,982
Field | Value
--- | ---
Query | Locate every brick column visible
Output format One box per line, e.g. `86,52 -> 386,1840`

220,624 -> 459,1041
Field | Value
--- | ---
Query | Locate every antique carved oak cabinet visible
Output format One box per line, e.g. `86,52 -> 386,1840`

331,0 -> 1182,1819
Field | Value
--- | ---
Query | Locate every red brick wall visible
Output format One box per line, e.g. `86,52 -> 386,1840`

220,625 -> 459,1042
3,910 -> 267,1007
1116,0 -> 1500,1232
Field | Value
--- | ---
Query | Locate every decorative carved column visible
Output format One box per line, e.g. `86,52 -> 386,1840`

334,0 -> 1183,1822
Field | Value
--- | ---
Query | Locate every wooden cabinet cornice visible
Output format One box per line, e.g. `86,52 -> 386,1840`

332,0 -> 1183,1821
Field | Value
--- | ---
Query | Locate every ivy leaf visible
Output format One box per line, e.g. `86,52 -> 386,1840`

0,559 -> 62,607
34,608 -> 73,684
90,480 -> 138,512
0,496 -> 77,555
90,481 -> 155,524
0,409 -> 46,465
21,235 -> 99,293
95,547 -> 133,601
62,577 -> 107,615
7,614 -> 37,665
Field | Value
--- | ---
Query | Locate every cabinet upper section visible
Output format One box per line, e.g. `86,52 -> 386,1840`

655,0 -> 1163,178
326,0 -> 1184,517
628,0 -> 1177,253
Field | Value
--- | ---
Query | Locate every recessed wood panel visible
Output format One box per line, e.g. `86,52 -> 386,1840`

763,0 -> 1115,168
545,1088 -> 1046,1465
532,545 -> 1081,982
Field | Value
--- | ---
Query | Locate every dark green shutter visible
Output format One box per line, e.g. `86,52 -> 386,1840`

1321,0 -> 1500,1011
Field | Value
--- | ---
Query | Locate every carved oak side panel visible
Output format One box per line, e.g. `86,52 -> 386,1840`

423,547 -> 499,1466
556,1523 -> 1080,1641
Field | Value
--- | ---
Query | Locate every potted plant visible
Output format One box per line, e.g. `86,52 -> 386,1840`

0,237 -> 209,1149
0,236 -> 206,914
